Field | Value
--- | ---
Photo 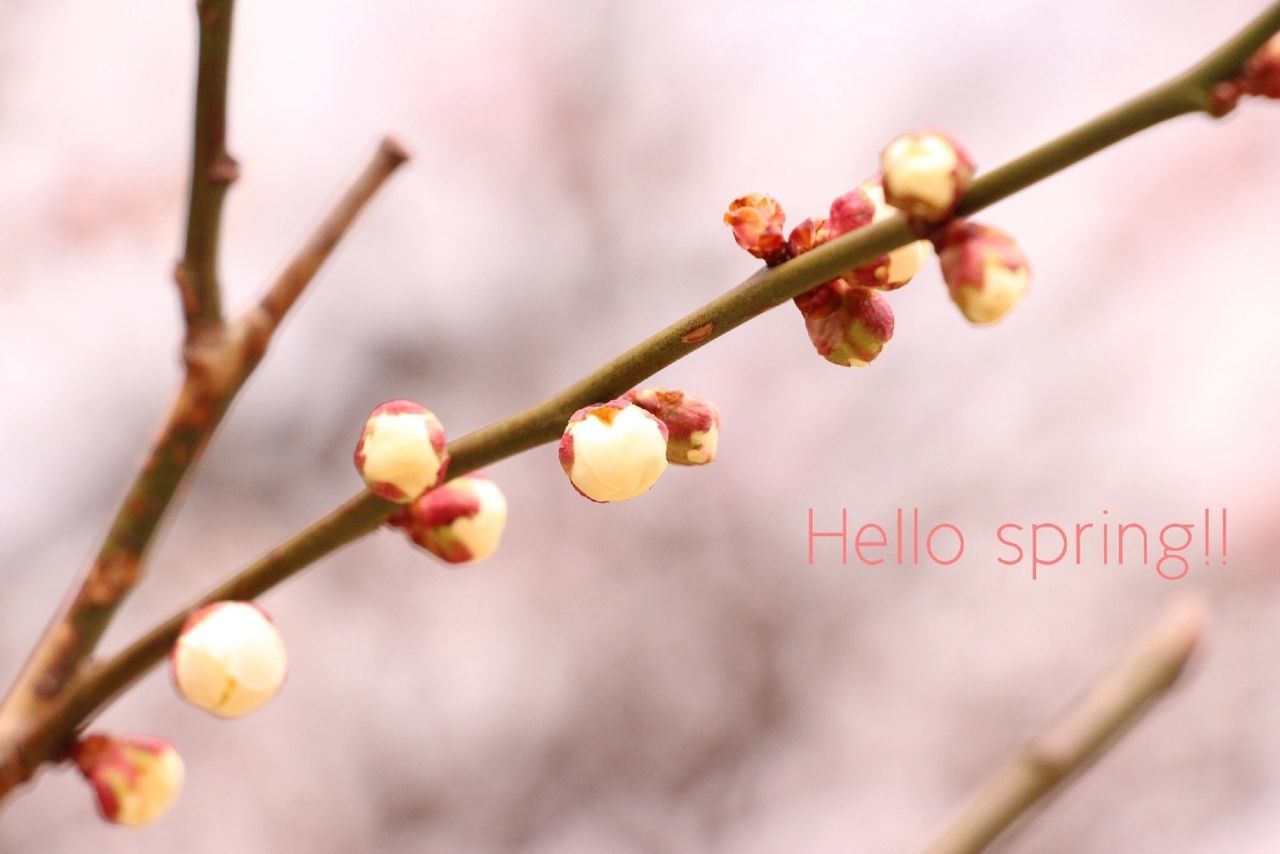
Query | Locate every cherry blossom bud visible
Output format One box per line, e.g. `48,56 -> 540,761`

624,388 -> 721,465
803,280 -> 894,367
559,400 -> 669,502
388,474 -> 509,564
354,400 -> 450,502
1243,33 -> 1280,99
936,220 -> 1030,325
829,181 -> 929,290
787,218 -> 846,315
880,130 -> 975,222
171,601 -> 288,718
724,194 -> 788,265
72,734 -> 184,827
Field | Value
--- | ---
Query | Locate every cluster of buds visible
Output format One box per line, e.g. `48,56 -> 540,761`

780,187 -> 909,366
934,220 -> 1031,324
171,601 -> 288,718
559,399 -> 669,502
725,128 -> 1032,352
354,400 -> 450,502
72,734 -> 184,827
388,473 -> 509,564
1211,34 -> 1280,114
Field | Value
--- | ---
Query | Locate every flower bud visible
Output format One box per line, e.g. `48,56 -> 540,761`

724,194 -> 788,265
354,400 -> 450,502
880,130 -> 975,222
624,388 -> 720,465
936,220 -> 1030,324
171,601 -> 288,718
829,181 -> 929,290
388,474 -> 509,564
803,280 -> 894,367
787,218 -> 846,315
72,734 -> 184,827
559,400 -> 668,502
1243,33 -> 1280,99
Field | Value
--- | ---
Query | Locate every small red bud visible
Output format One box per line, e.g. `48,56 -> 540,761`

724,194 -> 788,265
624,388 -> 721,465
1242,33 -> 1280,99
802,280 -> 894,367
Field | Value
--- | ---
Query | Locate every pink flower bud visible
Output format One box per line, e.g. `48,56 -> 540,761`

936,220 -> 1030,324
388,474 -> 509,564
354,400 -> 450,502
802,280 -> 894,367
787,218 -> 847,315
559,400 -> 669,502
830,180 -> 929,290
72,734 -> 184,827
171,601 -> 288,718
880,130 -> 975,222
624,388 -> 720,465
1243,33 -> 1280,99
724,194 -> 788,265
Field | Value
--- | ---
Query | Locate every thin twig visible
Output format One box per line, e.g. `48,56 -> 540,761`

175,0 -> 238,332
921,596 -> 1210,854
259,137 -> 410,327
2,0 -> 1277,806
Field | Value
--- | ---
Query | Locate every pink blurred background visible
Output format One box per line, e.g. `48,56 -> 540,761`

2,0 -> 1280,851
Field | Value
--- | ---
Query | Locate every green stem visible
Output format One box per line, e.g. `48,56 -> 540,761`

3,0 -> 1278,807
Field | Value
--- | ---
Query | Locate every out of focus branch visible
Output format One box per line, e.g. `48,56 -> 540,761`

259,137 -> 410,327
0,138 -> 407,794
2,0 -> 1277,807
175,0 -> 238,333
921,596 -> 1209,854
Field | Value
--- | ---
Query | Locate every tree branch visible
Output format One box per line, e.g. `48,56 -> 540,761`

0,139 -> 408,775
2,0 -> 1276,806
174,0 -> 238,333
921,596 -> 1209,854
259,137 -> 410,327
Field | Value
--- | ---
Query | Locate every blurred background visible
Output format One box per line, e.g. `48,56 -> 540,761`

2,0 -> 1279,851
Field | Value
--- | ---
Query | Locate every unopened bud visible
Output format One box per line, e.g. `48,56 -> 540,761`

724,194 -> 788,265
559,400 -> 668,502
388,474 -> 509,564
624,388 -> 721,465
881,130 -> 975,222
1243,33 -> 1280,99
354,400 -> 450,502
830,181 -> 929,290
803,281 -> 894,367
72,734 -> 184,827
171,601 -> 288,718
936,220 -> 1030,324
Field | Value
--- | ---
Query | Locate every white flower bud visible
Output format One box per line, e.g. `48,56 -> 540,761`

171,601 -> 288,719
880,130 -> 975,222
558,400 -> 669,502
73,734 -> 184,827
389,474 -> 509,564
354,400 -> 450,502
